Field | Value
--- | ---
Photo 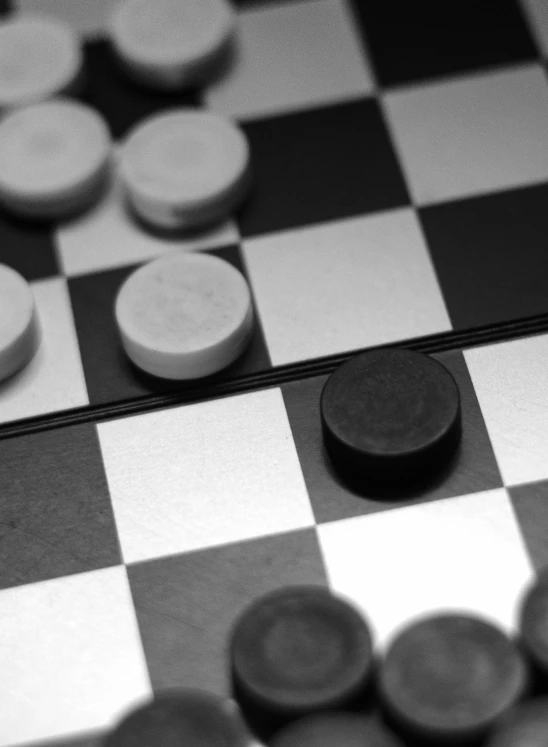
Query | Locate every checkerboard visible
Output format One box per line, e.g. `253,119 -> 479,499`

2,0 -> 548,745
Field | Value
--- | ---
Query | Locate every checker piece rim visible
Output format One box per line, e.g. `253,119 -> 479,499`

378,613 -> 528,736
231,586 -> 374,714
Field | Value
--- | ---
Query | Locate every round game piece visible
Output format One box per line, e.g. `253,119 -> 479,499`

0,264 -> 39,382
115,252 -> 254,380
320,348 -> 461,486
118,109 -> 251,230
105,689 -> 253,747
518,570 -> 548,679
486,697 -> 548,747
378,614 -> 528,742
108,0 -> 236,89
230,586 -> 374,720
271,712 -> 404,747
0,99 -> 111,219
0,15 -> 82,109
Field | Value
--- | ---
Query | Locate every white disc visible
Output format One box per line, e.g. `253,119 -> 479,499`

119,109 -> 250,230
0,264 -> 39,382
0,15 -> 82,109
0,99 -> 112,219
108,0 -> 236,89
115,252 -> 254,380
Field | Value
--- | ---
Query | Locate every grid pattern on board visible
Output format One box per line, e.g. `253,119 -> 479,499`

3,3 -> 548,744
2,333 -> 548,747
1,0 -> 548,424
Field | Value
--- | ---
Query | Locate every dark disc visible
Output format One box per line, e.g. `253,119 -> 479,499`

320,348 -> 461,486
271,712 -> 404,747
230,586 -> 374,719
518,570 -> 548,678
378,614 -> 528,741
105,689 -> 252,747
487,697 -> 548,747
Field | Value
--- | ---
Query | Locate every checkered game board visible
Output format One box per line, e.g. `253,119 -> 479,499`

2,0 -> 548,745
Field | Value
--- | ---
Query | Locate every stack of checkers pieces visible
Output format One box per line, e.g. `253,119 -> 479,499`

105,573 -> 548,747
0,0 -> 253,382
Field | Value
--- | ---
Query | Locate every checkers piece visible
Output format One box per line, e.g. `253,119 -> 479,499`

486,697 -> 548,747
0,15 -> 82,109
0,99 -> 111,219
109,0 -> 236,89
320,348 -> 461,486
115,252 -> 254,380
105,689 -> 253,747
378,614 -> 528,743
271,713 -> 404,747
230,586 -> 374,720
0,264 -> 39,382
119,109 -> 251,231
518,570 -> 548,679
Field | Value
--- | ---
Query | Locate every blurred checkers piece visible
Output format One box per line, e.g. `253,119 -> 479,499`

115,252 -> 254,380
230,586 -> 374,725
108,0 -> 236,89
378,614 -> 528,744
320,349 -> 462,488
0,264 -> 39,382
0,99 -> 111,220
118,109 -> 251,231
486,697 -> 548,747
518,570 -> 548,687
105,689 -> 254,747
0,15 -> 82,109
271,712 -> 404,747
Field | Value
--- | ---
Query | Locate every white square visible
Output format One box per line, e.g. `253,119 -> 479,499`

97,388 -> 314,564
13,0 -> 117,37
0,566 -> 152,746
56,173 -> 240,277
382,65 -> 548,205
465,334 -> 548,487
0,278 -> 88,424
521,0 -> 548,57
205,0 -> 374,120
318,490 -> 533,648
242,208 -> 451,366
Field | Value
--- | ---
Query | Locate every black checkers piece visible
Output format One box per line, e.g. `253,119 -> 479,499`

518,570 -> 548,686
378,614 -> 528,744
320,348 -> 461,487
230,586 -> 374,723
271,712 -> 404,747
105,689 -> 252,747
486,697 -> 548,747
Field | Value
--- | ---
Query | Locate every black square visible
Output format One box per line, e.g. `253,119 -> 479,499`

77,40 -> 201,140
0,213 -> 59,282
509,480 -> 548,573
353,0 -> 537,88
0,425 -> 121,590
68,246 -> 271,406
239,99 -> 410,238
128,529 -> 327,694
283,350 -> 502,524
420,184 -> 548,331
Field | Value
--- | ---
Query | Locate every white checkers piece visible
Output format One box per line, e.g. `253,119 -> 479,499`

0,15 -> 82,110
108,0 -> 236,89
115,252 -> 254,379
118,109 -> 251,230
0,265 -> 39,383
0,99 -> 111,219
